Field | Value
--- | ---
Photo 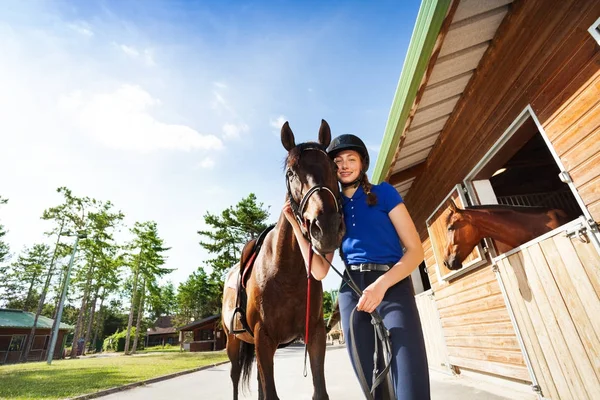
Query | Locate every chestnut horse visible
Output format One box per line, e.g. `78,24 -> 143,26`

221,120 -> 344,400
444,200 -> 569,270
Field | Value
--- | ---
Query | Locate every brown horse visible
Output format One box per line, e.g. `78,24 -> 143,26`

444,200 -> 569,270
221,120 -> 344,400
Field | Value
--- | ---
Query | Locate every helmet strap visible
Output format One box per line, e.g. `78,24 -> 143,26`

340,171 -> 364,189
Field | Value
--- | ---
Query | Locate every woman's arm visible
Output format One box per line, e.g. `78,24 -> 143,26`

357,203 -> 424,313
283,200 -> 334,280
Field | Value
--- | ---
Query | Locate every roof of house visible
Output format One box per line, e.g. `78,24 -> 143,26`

178,315 -> 221,332
0,308 -> 74,330
147,316 -> 177,336
372,0 -> 513,198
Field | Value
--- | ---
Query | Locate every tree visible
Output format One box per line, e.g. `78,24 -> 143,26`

3,244 -> 51,312
23,187 -> 90,361
176,268 -> 221,324
123,221 -> 171,354
148,282 -> 177,320
197,193 -> 270,281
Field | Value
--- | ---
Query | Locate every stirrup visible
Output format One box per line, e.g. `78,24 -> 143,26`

230,307 -> 251,335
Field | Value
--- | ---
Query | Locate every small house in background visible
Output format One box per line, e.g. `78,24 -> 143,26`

178,314 -> 225,352
0,308 -> 73,364
146,316 -> 178,347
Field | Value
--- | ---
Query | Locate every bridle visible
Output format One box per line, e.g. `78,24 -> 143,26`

285,146 -> 342,236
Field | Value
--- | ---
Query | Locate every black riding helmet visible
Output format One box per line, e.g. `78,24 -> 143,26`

326,134 -> 370,172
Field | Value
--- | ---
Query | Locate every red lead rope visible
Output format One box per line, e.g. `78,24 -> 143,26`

303,243 -> 313,377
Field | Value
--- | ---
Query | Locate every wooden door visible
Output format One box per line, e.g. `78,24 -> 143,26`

415,289 -> 451,373
495,217 -> 600,399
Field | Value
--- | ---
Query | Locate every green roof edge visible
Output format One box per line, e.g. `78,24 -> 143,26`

372,0 -> 452,184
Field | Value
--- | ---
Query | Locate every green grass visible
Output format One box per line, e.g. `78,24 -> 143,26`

137,345 -> 182,353
0,351 -> 229,400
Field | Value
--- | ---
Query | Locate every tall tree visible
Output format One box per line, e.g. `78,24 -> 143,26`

197,193 -> 270,281
148,281 -> 177,320
4,244 -> 51,311
123,221 -> 171,354
69,200 -> 124,358
176,268 -> 221,324
23,187 -> 90,362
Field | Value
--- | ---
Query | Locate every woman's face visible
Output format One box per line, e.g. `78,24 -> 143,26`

333,149 -> 362,184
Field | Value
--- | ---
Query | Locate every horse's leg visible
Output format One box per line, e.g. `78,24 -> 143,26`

254,325 -> 279,400
307,319 -> 329,400
257,370 -> 264,400
226,334 -> 242,400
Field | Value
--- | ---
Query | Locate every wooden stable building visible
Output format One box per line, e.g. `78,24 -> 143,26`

0,308 -> 73,364
372,0 -> 600,399
179,315 -> 225,352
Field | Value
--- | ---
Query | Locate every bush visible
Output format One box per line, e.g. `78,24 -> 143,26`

102,328 -> 144,352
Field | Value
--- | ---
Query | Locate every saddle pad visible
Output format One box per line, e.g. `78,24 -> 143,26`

225,263 -> 240,290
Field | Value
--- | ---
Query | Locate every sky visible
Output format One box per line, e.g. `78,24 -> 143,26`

0,0 -> 421,293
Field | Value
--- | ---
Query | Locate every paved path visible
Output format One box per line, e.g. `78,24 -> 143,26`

100,345 -> 535,399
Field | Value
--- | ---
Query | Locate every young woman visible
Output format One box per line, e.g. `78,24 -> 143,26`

283,134 -> 430,399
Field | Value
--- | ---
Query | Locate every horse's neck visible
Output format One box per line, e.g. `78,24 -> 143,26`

271,214 -> 303,269
468,209 -> 538,247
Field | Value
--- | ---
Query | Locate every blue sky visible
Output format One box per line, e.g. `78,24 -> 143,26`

0,0 -> 421,292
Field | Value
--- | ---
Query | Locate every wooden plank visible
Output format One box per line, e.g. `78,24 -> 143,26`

405,115 -> 448,142
448,356 -> 531,382
548,235 -> 600,386
452,0 -> 513,23
516,248 -> 574,399
416,292 -> 449,371
587,199 -> 600,222
420,71 -> 473,108
438,293 -> 506,319
570,150 -> 600,189
578,175 -> 600,211
389,162 -> 426,186
445,335 -> 521,351
434,266 -> 497,300
441,306 -> 510,327
411,95 -> 461,127
561,127 -> 600,171
439,6 -> 509,57
428,42 -> 489,86
552,99 -> 600,156
446,345 -> 525,366
443,320 -> 517,337
498,257 -> 559,398
436,280 -> 500,310
543,72 -> 600,141
571,236 -> 600,300
526,244 -> 590,399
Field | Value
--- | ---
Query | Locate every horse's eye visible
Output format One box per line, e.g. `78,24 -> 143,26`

286,169 -> 294,178
447,226 -> 454,231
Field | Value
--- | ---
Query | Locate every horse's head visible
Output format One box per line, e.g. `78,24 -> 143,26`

281,120 -> 345,254
444,200 -> 480,270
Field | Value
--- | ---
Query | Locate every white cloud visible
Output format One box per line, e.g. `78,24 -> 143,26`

68,22 -> 94,37
197,157 -> 215,169
269,115 -> 287,131
114,43 -> 155,66
213,81 -> 227,89
222,122 -> 249,140
59,84 -> 223,153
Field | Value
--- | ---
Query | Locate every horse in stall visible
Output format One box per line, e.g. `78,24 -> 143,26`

444,199 -> 570,270
221,120 -> 344,400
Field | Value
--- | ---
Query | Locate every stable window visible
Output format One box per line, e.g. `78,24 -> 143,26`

463,107 -> 583,258
589,16 -> 600,45
426,185 -> 488,282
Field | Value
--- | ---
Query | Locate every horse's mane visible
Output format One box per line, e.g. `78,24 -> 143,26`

284,141 -> 327,170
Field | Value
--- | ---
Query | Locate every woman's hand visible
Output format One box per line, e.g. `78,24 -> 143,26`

357,280 -> 388,313
282,199 -> 297,226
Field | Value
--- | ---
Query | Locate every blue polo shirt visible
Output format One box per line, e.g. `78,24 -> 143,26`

341,182 -> 404,265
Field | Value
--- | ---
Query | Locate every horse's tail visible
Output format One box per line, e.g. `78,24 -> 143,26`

239,341 -> 255,393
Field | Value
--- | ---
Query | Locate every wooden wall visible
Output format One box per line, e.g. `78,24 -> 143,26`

423,238 -> 529,381
405,0 -> 600,235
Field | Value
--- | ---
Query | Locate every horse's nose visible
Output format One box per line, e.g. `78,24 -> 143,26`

444,260 -> 450,269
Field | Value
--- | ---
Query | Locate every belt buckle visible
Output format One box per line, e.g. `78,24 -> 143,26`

359,263 -> 369,272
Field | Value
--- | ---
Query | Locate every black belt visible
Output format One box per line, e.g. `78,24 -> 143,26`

349,263 -> 393,272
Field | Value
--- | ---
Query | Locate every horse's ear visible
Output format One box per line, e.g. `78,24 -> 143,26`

281,121 -> 295,152
449,198 -> 460,213
318,119 -> 331,148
